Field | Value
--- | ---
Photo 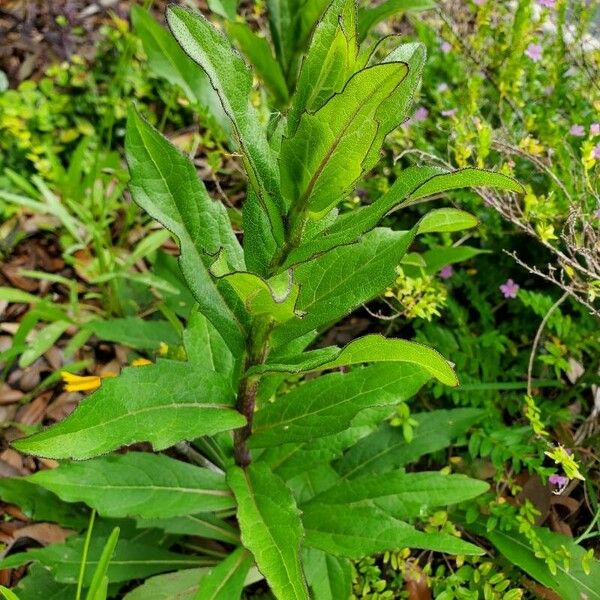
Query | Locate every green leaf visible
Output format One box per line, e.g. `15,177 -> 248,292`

274,228 -> 416,345
0,534 -> 208,586
0,287 -> 41,304
167,6 -> 284,245
131,6 -> 228,133
125,108 -> 245,354
302,548 -> 352,600
226,22 -> 289,105
287,0 -> 357,134
195,547 -> 253,600
249,363 -> 429,448
423,245 -> 486,275
469,523 -> 600,600
123,569 -> 208,600
291,166 -> 522,266
358,0 -> 436,41
28,453 -> 235,519
222,270 -> 301,323
85,527 -> 119,600
280,62 -> 409,216
19,320 -> 70,368
253,334 -> 457,386
84,318 -> 179,351
13,357 -> 244,459
335,408 -> 485,479
417,208 -> 478,234
228,463 -> 309,600
137,513 -> 239,545
302,471 -> 488,518
0,476 -> 88,528
302,504 -> 483,558
0,586 -> 21,600
208,0 -> 237,19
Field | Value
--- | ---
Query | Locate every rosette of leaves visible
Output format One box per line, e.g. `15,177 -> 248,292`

9,1 -> 525,598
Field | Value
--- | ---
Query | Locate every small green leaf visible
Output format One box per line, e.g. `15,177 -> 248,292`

417,208 -> 478,234
303,548 -> 352,600
123,569 -> 208,600
137,513 -> 239,545
0,586 -> 21,600
19,320 -> 70,368
28,453 -> 235,519
228,463 -> 309,600
84,318 -> 179,351
358,0 -> 436,41
85,527 -> 119,600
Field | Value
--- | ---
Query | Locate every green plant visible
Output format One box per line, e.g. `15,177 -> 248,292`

2,2 -> 544,598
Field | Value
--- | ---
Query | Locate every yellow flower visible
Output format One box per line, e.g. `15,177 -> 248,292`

61,371 -> 116,393
131,358 -> 152,367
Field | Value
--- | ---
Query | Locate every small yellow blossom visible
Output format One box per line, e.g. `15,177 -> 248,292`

61,371 -> 116,393
131,358 -> 152,367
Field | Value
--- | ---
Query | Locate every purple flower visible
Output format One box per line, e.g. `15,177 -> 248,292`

413,107 -> 429,121
537,0 -> 555,7
437,82 -> 449,93
441,41 -> 452,54
439,265 -> 454,280
591,123 -> 600,136
525,43 -> 543,62
441,108 -> 457,117
549,474 -> 569,488
593,143 -> 600,160
594,208 -> 600,219
499,279 -> 520,299
569,124 -> 585,137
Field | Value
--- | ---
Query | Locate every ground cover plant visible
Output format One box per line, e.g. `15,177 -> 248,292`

0,0 -> 598,598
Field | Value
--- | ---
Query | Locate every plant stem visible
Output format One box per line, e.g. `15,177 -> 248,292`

233,319 -> 273,467
76,509 -> 96,600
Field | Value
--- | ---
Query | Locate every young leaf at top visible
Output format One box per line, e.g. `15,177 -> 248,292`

228,463 -> 309,600
280,62 -> 409,217
287,0 -> 358,134
166,5 -> 285,246
27,452 -> 235,519
125,107 -> 245,354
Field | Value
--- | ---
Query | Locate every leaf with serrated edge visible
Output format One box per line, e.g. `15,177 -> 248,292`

280,62 -> 408,215
28,453 -> 235,519
195,547 -> 253,600
13,358 -> 244,460
167,6 -> 284,245
228,463 -> 309,600
250,334 -> 457,386
126,108 -> 244,354
249,363 -> 429,448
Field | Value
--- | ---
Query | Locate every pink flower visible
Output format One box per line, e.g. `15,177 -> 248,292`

590,123 -> 600,136
500,279 -> 520,299
593,143 -> 600,160
543,85 -> 554,96
441,108 -> 457,117
537,0 -> 555,7
569,124 -> 585,137
594,208 -> 600,219
473,0 -> 485,4
413,107 -> 429,121
440,41 -> 452,54
437,82 -> 449,93
525,43 -> 543,62
439,265 -> 454,279
549,474 -> 569,488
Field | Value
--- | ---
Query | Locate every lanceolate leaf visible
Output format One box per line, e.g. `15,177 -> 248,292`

288,166 -> 522,266
166,6 -> 284,245
274,227 -> 416,345
125,108 -> 245,354
302,471 -> 489,518
335,408 -> 485,479
280,62 -> 409,216
28,453 -> 235,519
13,359 -> 244,460
227,463 -> 309,600
123,568 -> 208,600
417,208 -> 478,234
252,334 -> 457,386
131,6 -> 228,132
302,505 -> 483,558
249,363 -> 430,448
195,547 -> 253,600
136,514 -> 239,545
287,0 -> 358,134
